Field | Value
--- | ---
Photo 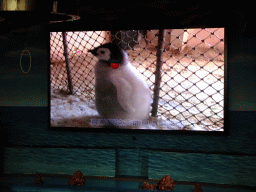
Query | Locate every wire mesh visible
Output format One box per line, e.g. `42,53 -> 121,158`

50,28 -> 224,131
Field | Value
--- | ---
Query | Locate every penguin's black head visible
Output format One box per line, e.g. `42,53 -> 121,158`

89,43 -> 127,65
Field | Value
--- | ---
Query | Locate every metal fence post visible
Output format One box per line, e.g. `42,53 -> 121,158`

151,29 -> 166,117
62,31 -> 73,94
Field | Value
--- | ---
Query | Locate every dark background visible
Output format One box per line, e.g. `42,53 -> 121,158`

0,0 -> 255,189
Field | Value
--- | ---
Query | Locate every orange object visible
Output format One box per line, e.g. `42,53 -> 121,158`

69,170 -> 85,186
156,175 -> 175,191
142,182 -> 156,190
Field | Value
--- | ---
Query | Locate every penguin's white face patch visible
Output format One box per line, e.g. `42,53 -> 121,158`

96,48 -> 111,61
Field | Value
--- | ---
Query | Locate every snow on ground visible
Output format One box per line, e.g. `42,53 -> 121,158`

50,89 -> 206,130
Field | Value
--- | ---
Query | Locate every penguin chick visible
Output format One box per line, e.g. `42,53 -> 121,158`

89,43 -> 152,126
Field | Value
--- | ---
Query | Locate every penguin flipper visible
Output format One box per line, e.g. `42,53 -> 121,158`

109,74 -> 135,114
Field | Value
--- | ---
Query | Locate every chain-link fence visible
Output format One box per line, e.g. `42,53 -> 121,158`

50,29 -> 224,131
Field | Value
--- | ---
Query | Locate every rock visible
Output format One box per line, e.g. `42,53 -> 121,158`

156,174 -> 175,191
142,182 -> 156,190
69,170 -> 85,186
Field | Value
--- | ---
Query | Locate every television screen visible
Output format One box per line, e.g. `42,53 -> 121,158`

50,28 -> 225,132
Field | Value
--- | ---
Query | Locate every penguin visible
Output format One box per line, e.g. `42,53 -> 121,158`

89,43 -> 152,127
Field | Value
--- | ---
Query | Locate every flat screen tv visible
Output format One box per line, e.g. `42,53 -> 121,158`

50,28 -> 226,135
